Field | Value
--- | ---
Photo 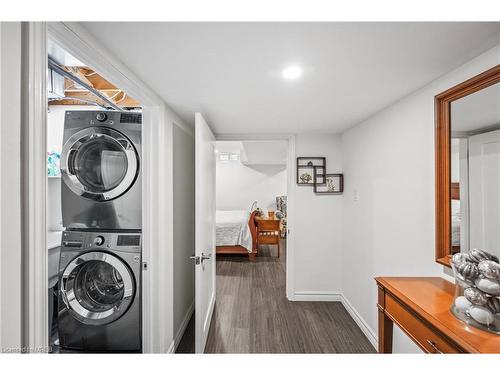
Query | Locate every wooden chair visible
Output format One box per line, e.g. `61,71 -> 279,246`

256,219 -> 281,257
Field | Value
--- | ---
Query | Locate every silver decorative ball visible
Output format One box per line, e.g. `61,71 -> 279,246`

466,249 -> 499,264
486,297 -> 500,314
452,253 -> 468,266
478,260 -> 500,280
464,287 -> 488,306
456,262 -> 479,281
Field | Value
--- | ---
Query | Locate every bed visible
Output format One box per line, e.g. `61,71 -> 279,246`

216,209 -> 259,259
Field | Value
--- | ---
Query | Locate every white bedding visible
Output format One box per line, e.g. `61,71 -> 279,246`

216,210 -> 252,252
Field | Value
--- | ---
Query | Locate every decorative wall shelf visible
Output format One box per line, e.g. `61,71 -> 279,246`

296,157 -> 325,185
314,172 -> 343,194
296,156 -> 343,195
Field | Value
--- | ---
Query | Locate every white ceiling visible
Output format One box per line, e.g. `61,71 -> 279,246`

451,83 -> 500,133
81,22 -> 500,134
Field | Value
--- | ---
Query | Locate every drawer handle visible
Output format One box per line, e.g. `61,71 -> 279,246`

426,339 -> 443,354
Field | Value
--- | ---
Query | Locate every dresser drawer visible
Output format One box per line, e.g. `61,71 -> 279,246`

385,293 -> 463,353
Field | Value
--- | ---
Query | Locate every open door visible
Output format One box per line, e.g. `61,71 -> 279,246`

194,112 -> 216,353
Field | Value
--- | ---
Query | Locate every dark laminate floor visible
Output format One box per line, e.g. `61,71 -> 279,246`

177,240 -> 375,354
176,312 -> 195,353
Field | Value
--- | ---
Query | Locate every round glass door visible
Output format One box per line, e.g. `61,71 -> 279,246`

61,127 -> 139,201
61,252 -> 135,325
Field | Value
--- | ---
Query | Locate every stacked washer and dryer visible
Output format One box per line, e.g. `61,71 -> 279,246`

57,110 -> 142,352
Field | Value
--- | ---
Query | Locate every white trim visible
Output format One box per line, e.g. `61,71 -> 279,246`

340,294 -> 378,350
170,302 -> 194,353
140,106 -> 160,353
22,22 -> 49,352
167,340 -> 175,354
291,291 -> 343,302
0,22 -> 3,350
286,135 -> 296,300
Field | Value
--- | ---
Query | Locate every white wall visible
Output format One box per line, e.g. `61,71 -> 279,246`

0,22 -> 23,351
172,124 -> 195,346
340,43 -> 500,353
216,160 -> 287,211
292,134 -> 343,297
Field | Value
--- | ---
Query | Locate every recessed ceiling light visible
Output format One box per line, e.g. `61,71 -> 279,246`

282,65 -> 302,81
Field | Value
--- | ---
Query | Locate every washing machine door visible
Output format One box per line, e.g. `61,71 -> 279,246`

60,251 -> 135,326
61,127 -> 139,201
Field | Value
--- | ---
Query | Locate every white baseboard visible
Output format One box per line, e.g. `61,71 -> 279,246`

291,291 -> 343,301
167,341 -> 175,354
289,290 -> 378,350
168,301 -> 194,353
340,295 -> 378,350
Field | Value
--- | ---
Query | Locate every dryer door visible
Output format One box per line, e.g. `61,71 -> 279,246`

60,251 -> 135,326
61,127 -> 139,202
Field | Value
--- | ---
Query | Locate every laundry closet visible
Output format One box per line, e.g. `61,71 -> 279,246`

46,39 -> 143,353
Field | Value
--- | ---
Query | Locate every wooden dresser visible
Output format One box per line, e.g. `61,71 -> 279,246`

376,277 -> 500,353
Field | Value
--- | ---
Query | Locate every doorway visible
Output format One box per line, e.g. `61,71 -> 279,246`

23,22 -> 172,354
46,37 -> 144,352
177,133 -> 295,353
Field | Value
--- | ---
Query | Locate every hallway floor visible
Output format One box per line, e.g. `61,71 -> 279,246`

177,240 -> 375,353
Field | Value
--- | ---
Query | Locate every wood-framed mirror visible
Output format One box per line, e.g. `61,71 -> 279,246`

435,64 -> 500,267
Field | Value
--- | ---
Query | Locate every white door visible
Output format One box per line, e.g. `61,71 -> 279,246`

194,112 -> 216,353
469,129 -> 500,258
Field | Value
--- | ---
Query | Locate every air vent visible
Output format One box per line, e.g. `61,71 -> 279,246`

120,113 -> 142,124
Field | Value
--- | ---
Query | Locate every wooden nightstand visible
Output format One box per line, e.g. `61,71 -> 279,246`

255,217 -> 281,257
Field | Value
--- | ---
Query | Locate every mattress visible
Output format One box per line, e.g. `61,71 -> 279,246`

216,210 -> 252,252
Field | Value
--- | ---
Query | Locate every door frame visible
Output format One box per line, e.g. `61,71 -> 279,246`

214,133 -> 296,300
23,21 -> 175,353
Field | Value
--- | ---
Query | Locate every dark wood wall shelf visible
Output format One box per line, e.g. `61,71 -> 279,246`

296,157 -> 326,185
296,156 -> 343,194
314,172 -> 344,194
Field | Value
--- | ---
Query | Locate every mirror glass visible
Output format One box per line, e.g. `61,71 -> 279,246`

450,82 -> 500,259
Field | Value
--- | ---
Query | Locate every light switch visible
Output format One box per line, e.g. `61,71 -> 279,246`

353,189 -> 360,202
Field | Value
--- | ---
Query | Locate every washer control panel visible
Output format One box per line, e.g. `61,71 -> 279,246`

61,231 -> 141,252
